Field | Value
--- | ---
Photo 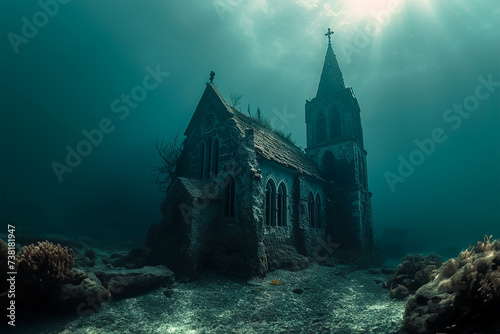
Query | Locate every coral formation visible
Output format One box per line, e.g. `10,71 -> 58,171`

17,241 -> 75,297
385,253 -> 442,299
403,236 -> 500,334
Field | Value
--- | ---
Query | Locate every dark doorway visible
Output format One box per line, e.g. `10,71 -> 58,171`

321,150 -> 336,181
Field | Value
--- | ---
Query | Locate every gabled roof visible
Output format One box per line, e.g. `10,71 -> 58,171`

184,83 -> 233,136
185,82 -> 325,181
230,109 -> 325,181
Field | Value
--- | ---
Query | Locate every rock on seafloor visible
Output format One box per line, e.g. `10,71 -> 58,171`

93,265 -> 175,298
402,237 -> 500,334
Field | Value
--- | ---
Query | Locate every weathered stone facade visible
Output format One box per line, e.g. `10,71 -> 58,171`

147,42 -> 374,278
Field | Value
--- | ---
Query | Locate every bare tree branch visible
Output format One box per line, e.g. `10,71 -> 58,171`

153,131 -> 183,193
230,91 -> 244,109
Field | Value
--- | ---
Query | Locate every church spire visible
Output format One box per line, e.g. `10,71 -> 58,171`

316,28 -> 345,98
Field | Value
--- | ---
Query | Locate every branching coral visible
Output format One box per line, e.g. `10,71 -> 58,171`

17,241 -> 75,296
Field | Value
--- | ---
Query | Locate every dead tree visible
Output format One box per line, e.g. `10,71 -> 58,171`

230,91 -> 244,109
153,132 -> 183,193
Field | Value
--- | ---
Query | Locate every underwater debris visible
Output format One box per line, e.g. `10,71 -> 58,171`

269,279 -> 282,286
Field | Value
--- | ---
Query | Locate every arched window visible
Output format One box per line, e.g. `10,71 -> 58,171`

277,182 -> 287,227
211,138 -> 219,177
265,179 -> 277,227
314,194 -> 321,228
321,151 -> 336,181
316,112 -> 327,142
224,175 -> 235,217
203,137 -> 212,179
331,107 -> 342,139
199,143 -> 205,179
308,192 -> 315,228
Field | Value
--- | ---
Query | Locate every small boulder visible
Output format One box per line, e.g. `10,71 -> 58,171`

76,249 -> 97,267
385,253 -> 442,298
163,288 -> 175,297
390,284 -> 410,300
55,272 -> 111,313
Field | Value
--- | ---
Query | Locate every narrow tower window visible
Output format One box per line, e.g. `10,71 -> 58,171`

317,112 -> 327,142
331,107 -> 342,138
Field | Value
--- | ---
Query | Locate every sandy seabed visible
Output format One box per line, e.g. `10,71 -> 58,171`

11,262 -> 405,334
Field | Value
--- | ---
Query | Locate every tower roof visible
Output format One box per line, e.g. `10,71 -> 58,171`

316,42 -> 345,98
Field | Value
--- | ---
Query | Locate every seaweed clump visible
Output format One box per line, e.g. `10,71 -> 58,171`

17,241 -> 75,298
403,236 -> 500,334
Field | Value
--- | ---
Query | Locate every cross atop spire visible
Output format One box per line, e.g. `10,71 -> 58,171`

325,28 -> 334,46
316,30 -> 345,97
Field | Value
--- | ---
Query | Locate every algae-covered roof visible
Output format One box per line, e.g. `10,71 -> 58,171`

230,109 -> 324,181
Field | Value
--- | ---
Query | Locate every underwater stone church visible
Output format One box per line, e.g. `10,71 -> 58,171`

148,31 -> 374,278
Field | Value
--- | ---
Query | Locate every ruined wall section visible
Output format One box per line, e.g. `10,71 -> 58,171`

201,120 -> 259,276
308,142 -> 372,250
258,159 -> 310,272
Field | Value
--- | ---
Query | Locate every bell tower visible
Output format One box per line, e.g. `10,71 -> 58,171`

305,29 -> 373,249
